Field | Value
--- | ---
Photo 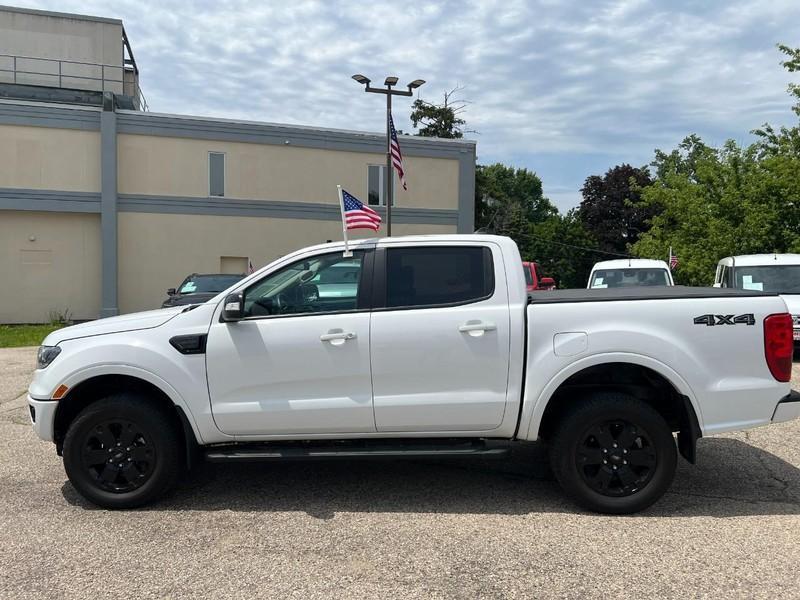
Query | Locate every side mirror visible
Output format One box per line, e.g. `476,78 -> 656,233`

221,292 -> 244,322
167,288 -> 176,296
540,277 -> 555,289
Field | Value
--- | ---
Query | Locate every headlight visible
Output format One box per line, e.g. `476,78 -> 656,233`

37,345 -> 61,369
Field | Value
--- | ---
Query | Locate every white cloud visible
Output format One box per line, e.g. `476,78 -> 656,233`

11,0 -> 800,211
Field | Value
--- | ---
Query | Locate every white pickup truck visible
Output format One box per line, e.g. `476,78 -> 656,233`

28,235 -> 800,514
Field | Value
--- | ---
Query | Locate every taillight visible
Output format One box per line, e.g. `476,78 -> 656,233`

764,313 -> 793,382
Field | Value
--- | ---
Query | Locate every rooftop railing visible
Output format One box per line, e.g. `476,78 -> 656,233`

0,53 -> 148,111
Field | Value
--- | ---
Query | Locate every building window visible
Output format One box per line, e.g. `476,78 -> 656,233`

367,164 -> 395,206
209,152 -> 225,197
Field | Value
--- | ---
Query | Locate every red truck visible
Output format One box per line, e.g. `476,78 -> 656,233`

522,261 -> 556,292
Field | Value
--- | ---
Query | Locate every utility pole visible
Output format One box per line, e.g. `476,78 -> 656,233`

352,75 -> 425,236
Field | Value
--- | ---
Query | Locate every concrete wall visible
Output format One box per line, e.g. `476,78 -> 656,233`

0,6 -> 123,92
117,134 -> 460,210
117,212 -> 454,313
0,124 -> 100,191
0,210 -> 101,323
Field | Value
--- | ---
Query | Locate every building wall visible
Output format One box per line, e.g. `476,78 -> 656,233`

117,134 -> 459,210
0,7 -> 124,92
0,124 -> 100,191
0,100 -> 475,322
0,210 -> 101,323
117,212 -> 454,313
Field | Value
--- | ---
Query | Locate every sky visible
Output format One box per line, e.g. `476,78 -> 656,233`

15,0 -> 800,211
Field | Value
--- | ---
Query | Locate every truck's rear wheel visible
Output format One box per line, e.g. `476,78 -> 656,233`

549,392 -> 677,514
62,394 -> 182,509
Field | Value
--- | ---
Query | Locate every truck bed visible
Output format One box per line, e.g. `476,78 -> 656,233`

528,286 -> 776,304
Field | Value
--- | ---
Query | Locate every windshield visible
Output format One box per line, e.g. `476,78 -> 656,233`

590,268 -> 670,288
523,265 -> 533,285
733,265 -> 800,293
179,274 -> 243,294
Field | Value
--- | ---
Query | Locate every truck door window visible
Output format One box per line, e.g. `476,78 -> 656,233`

385,246 -> 494,309
242,252 -> 365,317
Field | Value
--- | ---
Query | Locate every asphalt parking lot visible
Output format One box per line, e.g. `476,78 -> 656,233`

1,347 -> 799,599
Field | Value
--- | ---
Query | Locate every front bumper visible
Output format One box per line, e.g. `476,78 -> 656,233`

27,395 -> 57,442
772,390 -> 800,424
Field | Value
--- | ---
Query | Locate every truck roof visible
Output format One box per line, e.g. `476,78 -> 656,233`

717,254 -> 800,267
282,234 -> 515,255
590,259 -> 670,270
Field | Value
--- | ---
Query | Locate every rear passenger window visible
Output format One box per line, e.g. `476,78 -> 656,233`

385,246 -> 494,308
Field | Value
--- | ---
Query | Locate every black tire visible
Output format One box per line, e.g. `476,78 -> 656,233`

549,392 -> 677,514
62,394 -> 183,509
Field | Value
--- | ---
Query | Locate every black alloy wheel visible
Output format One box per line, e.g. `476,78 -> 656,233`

80,419 -> 156,493
63,394 -> 182,509
549,392 -> 677,514
575,419 -> 657,497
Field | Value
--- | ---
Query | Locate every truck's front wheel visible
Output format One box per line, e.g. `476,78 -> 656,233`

549,392 -> 677,514
62,394 -> 182,509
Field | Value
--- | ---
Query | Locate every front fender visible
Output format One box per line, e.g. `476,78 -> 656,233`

520,351 -> 704,441
53,363 -> 207,444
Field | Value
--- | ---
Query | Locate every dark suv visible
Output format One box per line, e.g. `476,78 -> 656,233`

161,273 -> 245,308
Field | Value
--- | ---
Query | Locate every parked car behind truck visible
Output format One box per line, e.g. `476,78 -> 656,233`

162,273 -> 245,308
28,235 -> 799,514
715,254 -> 800,343
522,261 -> 556,292
588,259 -> 674,288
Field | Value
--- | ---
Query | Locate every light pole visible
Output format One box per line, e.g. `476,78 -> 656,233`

352,74 -> 425,236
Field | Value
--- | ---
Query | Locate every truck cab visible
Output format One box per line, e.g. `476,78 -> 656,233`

715,254 -> 800,343
587,259 -> 674,289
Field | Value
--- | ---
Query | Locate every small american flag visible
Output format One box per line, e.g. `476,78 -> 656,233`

389,113 -> 407,191
669,254 -> 679,270
342,189 -> 381,231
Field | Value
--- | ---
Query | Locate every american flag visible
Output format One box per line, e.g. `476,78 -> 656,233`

342,189 -> 381,231
389,113 -> 407,191
669,253 -> 679,270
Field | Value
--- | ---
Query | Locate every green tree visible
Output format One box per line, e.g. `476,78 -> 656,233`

778,44 -> 800,116
410,87 -> 467,138
632,136 -> 800,286
633,44 -> 800,285
525,211 -> 599,289
475,163 -> 557,240
578,164 -> 655,255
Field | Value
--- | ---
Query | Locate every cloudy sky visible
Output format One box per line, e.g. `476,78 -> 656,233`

17,0 -> 800,211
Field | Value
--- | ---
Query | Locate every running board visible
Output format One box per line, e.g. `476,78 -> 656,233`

204,440 -> 510,463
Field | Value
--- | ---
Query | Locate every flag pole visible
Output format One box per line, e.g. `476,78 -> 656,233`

337,185 -> 352,258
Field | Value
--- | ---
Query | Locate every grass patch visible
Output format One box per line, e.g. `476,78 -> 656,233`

0,324 -> 63,348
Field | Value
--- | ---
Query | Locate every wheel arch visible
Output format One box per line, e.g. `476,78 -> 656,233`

525,353 -> 703,463
53,366 -> 202,460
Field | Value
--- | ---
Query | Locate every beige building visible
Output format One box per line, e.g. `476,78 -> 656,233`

0,6 -> 476,323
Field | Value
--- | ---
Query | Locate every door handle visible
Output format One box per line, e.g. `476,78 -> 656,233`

320,331 -> 357,342
459,321 -> 496,335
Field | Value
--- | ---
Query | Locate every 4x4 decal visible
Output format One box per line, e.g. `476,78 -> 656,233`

693,313 -> 755,326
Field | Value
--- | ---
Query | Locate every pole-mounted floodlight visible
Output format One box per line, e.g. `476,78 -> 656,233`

350,74 -> 425,236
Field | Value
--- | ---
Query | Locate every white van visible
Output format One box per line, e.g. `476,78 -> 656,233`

714,254 -> 800,341
587,259 -> 674,289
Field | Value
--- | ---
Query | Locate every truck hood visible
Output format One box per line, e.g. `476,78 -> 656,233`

44,307 -> 185,345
